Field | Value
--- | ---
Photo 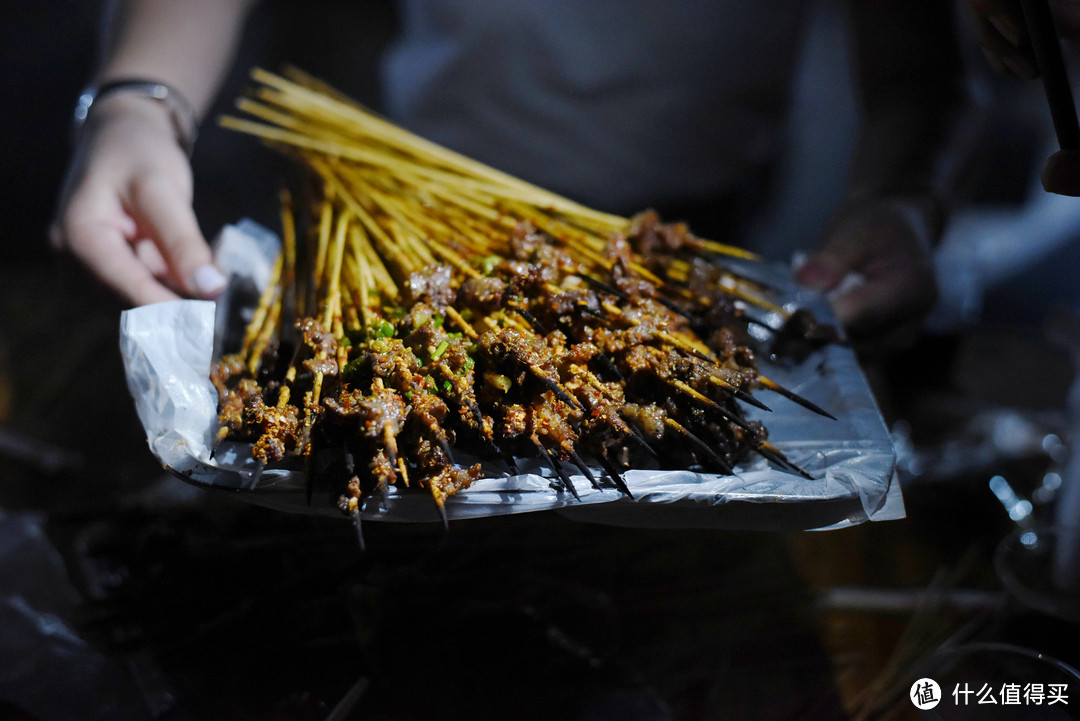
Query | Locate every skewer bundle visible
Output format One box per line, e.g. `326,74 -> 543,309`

211,68 -> 836,521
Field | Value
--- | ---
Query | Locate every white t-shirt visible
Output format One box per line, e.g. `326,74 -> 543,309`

381,0 -> 811,215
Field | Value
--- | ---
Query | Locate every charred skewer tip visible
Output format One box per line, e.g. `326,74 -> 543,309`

597,452 -> 634,499
755,441 -> 814,481
568,449 -> 603,491
539,443 -> 581,501
758,376 -> 837,421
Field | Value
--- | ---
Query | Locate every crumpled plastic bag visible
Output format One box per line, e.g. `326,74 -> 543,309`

0,510 -> 149,721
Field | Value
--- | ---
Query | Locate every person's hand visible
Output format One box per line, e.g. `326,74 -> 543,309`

967,0 -> 1040,79
965,0 -> 1080,74
795,197 -> 939,344
51,93 -> 225,306
965,0 -> 1080,195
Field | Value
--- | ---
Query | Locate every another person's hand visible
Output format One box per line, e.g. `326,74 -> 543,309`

965,0 -> 1080,195
967,0 -> 1080,73
51,93 -> 225,306
966,0 -> 1040,79
795,197 -> 939,344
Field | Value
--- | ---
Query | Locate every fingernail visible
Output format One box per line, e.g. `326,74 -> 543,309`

1002,53 -> 1039,80
989,14 -> 1023,47
192,264 -> 227,297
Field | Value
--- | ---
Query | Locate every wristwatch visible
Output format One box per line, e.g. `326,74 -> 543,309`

73,78 -> 199,155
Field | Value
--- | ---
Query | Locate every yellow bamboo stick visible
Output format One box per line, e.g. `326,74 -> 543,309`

248,291 -> 282,376
249,68 -> 628,226
241,254 -> 283,355
323,207 -> 351,328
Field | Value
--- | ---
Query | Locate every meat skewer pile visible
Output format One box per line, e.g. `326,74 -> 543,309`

211,68 -> 837,525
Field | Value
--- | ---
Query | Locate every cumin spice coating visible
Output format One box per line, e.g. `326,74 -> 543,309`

211,68 -> 836,517
213,218 -> 822,515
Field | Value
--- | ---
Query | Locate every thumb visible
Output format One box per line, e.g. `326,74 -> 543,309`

129,178 -> 226,298
795,231 -> 867,294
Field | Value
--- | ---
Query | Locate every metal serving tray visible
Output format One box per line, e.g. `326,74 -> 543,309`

119,223 -> 899,531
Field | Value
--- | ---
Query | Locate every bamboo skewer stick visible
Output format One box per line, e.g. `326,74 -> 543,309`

226,69 -> 756,262
248,289 -> 282,376
242,255 -> 283,364
249,69 -> 628,225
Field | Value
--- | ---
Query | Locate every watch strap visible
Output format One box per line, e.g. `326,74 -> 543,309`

74,78 -> 199,155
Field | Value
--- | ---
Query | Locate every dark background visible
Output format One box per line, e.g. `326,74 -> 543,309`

1,3 -> 1079,720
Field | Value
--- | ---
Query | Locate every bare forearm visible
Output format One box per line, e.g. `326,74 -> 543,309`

848,97 -> 976,207
796,0 -> 979,338
51,0 -> 257,306
97,0 -> 259,120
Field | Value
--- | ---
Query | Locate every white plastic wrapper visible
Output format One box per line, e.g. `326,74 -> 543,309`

119,222 -> 901,530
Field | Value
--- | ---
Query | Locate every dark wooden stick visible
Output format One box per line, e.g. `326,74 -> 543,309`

755,441 -> 813,480
539,443 -> 581,500
1022,0 -> 1080,149
597,452 -> 634,499
568,449 -> 603,490
757,376 -> 837,421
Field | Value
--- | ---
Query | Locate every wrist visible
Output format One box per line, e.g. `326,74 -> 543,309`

73,79 -> 199,155
839,191 -> 946,247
